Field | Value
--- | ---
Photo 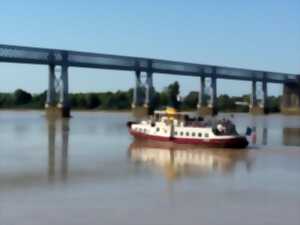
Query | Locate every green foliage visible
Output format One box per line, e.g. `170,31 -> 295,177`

30,91 -> 47,108
157,92 -> 168,107
85,93 -> 101,109
218,94 -> 236,111
165,81 -> 180,109
268,96 -> 280,113
0,94 -> 14,108
151,91 -> 162,110
0,84 -> 282,113
110,91 -> 131,109
182,91 -> 198,110
14,89 -> 32,105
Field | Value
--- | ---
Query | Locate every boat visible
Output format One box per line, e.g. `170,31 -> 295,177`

127,107 -> 248,148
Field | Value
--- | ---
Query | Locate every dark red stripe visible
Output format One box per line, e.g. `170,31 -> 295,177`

129,129 -> 248,148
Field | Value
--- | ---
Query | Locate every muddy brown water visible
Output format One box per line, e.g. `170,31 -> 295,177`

0,111 -> 299,225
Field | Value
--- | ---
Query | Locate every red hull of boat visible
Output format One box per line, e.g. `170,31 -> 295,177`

129,129 -> 248,148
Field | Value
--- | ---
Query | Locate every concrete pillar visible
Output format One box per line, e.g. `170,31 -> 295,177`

250,80 -> 257,108
198,68 -> 217,116
57,64 -> 70,117
132,70 -> 149,118
132,69 -> 153,118
281,81 -> 300,115
261,79 -> 268,113
46,64 -> 56,107
197,76 -> 205,108
209,76 -> 217,109
46,52 -> 70,118
144,71 -> 153,107
132,70 -> 141,108
250,80 -> 267,114
282,83 -> 291,108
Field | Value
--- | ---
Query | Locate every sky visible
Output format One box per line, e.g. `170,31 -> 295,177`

0,0 -> 299,97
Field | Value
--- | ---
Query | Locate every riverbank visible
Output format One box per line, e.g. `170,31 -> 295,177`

0,85 -> 282,113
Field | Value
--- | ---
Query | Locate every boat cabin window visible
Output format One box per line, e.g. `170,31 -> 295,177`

192,132 -> 195,136
156,128 -> 160,132
198,133 -> 202,137
174,131 -> 177,135
205,133 -> 209,138
186,132 -> 189,136
180,132 -> 184,136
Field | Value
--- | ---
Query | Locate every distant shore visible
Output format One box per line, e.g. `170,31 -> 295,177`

0,84 -> 281,113
0,108 -> 131,112
0,108 -> 283,115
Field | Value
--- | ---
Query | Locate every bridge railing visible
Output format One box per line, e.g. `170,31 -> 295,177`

0,44 -> 298,83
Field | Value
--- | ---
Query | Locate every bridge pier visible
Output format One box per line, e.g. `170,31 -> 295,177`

249,80 -> 257,109
261,79 -> 268,113
198,74 -> 217,116
132,70 -> 153,117
250,79 -> 268,114
210,76 -> 217,115
281,81 -> 300,115
57,64 -> 70,117
45,64 -> 56,108
197,76 -> 205,109
45,54 -> 70,118
45,63 -> 59,118
132,70 -> 141,108
144,71 -> 153,108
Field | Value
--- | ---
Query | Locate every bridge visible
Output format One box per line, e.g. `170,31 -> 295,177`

0,44 -> 299,117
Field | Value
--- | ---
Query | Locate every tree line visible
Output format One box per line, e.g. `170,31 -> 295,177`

0,82 -> 281,112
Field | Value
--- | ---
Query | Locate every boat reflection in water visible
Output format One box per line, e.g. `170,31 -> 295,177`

128,140 -> 254,180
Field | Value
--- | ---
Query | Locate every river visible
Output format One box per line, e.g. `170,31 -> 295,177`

0,111 -> 299,225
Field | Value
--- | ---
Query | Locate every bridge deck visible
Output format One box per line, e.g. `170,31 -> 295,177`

0,44 -> 298,83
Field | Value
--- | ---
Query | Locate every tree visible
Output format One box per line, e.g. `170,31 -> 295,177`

268,96 -> 280,113
31,91 -> 47,108
85,93 -> 101,109
182,91 -> 198,109
166,81 -> 180,109
14,89 -> 32,105
151,91 -> 162,110
0,93 -> 14,108
71,93 -> 88,108
157,92 -> 168,108
114,91 -> 130,109
100,92 -> 114,109
218,94 -> 235,111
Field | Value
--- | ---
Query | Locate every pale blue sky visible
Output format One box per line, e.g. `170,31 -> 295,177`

0,0 -> 299,96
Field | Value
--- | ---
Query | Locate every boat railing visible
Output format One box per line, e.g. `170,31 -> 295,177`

212,119 -> 239,136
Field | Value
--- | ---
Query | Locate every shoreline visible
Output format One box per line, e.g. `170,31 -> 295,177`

0,108 -> 284,115
0,108 -> 131,113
